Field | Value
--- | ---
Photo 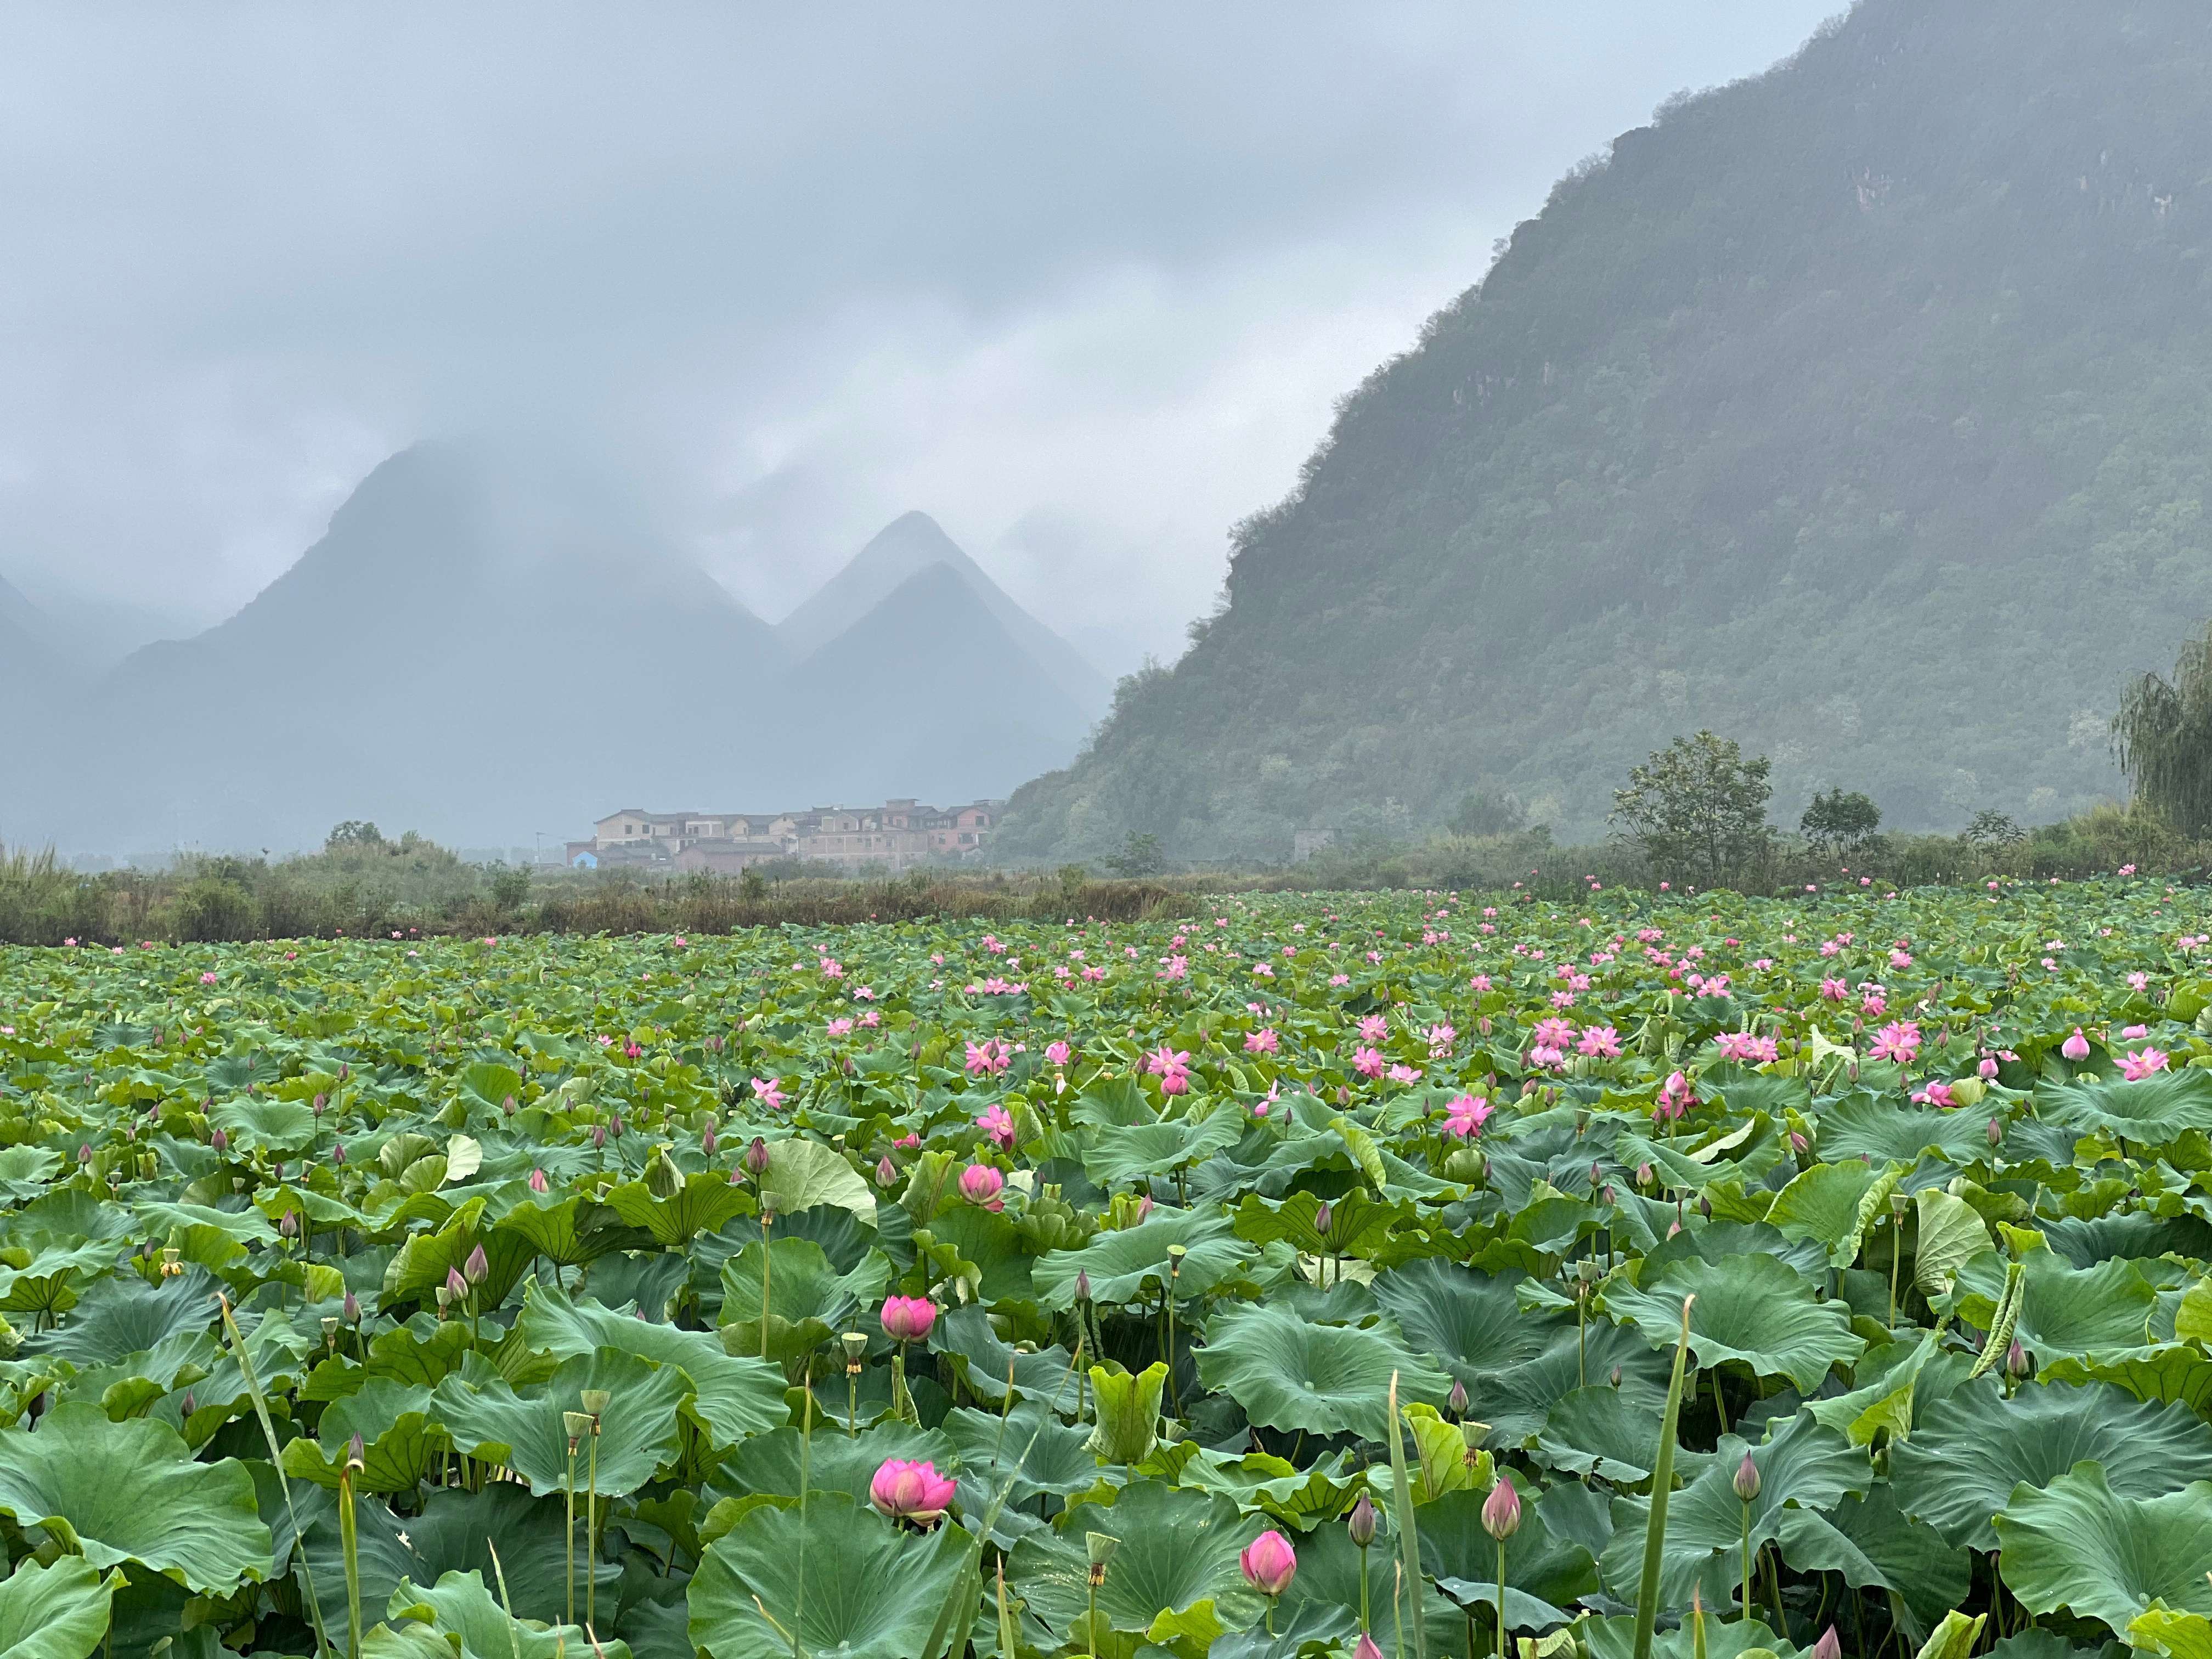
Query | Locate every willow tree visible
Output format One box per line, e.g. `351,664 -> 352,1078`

2113,623 -> 2212,837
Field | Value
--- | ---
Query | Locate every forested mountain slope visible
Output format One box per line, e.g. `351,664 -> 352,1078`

998,0 -> 2212,862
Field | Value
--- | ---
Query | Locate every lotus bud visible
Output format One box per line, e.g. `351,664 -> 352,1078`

210,1127 -> 229,1152
1610,1364 -> 1622,1386
1733,1452 -> 1761,1502
502,1093 -> 517,1116
701,1122 -> 718,1156
1979,1056 -> 2000,1079
881,1295 -> 937,1343
608,1115 -> 624,1139
1313,1200 -> 1334,1237
340,1064 -> 349,1082
2062,1028 -> 2091,1061
1347,1491 -> 1378,1548
876,1154 -> 898,1187
1810,1629 -> 1842,1659
2007,1339 -> 2029,1378
445,1267 -> 467,1301
345,1432 -> 366,1475
279,1210 -> 300,1238
464,1243 -> 488,1285
870,1457 -> 957,1526
344,1290 -> 362,1323
1988,1117 -> 2004,1148
1239,1529 -> 1298,1596
1076,1269 -> 1092,1303
77,1143 -> 91,1165
960,1164 -> 1006,1206
744,1136 -> 771,1176
180,1389 -> 197,1418
331,1141 -> 346,1165
1637,1162 -> 1654,1186
592,1125 -> 607,1148
1136,1195 -> 1154,1222
528,1167 -> 549,1193
1356,1636 -> 1385,1659
646,1147 -> 682,1199
1481,1471 -> 1522,1541
1789,1132 -> 1808,1155
1447,1378 -> 1469,1419
1086,1531 -> 1119,1588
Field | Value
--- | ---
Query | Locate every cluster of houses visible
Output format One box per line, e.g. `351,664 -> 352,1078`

566,798 -> 1002,874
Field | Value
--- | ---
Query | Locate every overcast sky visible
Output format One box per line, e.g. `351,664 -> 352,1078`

0,2 -> 1843,674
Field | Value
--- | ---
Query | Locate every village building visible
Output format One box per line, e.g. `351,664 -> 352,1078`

565,798 -> 1000,872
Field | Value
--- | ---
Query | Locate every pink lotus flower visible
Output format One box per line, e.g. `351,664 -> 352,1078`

528,1168 -> 549,1193
1045,1040 -> 1072,1066
2123,1047 -> 2170,1081
1424,1022 -> 1457,1057
1531,1016 -> 1576,1051
825,1017 -> 853,1037
1913,1081 -> 1956,1108
870,1458 -> 956,1525
1482,1470 -> 1522,1539
1443,1094 -> 1492,1138
2121,1024 -> 2149,1040
1387,1063 -> 1424,1085
2061,1028 -> 2091,1062
1244,1028 -> 1279,1054
1820,977 -> 1847,1001
1577,1025 -> 1623,1058
1351,1046 -> 1386,1079
1358,1014 -> 1390,1045
975,1104 -> 1016,1149
964,1039 -> 1012,1076
960,1163 -> 1006,1208
1867,1022 -> 1921,1065
880,1295 -> 936,1342
1239,1529 -> 1297,1597
751,1077 -> 786,1110
2129,972 -> 2151,992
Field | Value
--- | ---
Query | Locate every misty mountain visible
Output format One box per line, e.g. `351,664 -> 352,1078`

5,443 -> 1100,853
776,511 -> 1109,716
0,573 -> 63,703
998,0 -> 2212,863
790,560 -> 1092,803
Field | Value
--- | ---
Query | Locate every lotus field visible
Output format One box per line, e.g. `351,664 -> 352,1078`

7,884 -> 2212,1659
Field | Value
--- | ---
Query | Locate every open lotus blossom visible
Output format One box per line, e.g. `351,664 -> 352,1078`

1443,1093 -> 1493,1138
1239,1529 -> 1297,1597
870,1458 -> 956,1525
1867,1021 -> 1921,1065
1577,1024 -> 1622,1058
2122,1046 -> 2170,1080
1245,1027 -> 1279,1053
975,1103 -> 1016,1148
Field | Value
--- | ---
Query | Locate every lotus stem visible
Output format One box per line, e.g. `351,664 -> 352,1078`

337,1453 -> 363,1659
1386,1371 -> 1426,1659
793,1384 -> 812,1659
1496,1537 -> 1508,1659
1741,1504 -> 1752,1622
562,1423 -> 586,1627
760,1212 -> 774,1361
1632,1293 -> 1697,1659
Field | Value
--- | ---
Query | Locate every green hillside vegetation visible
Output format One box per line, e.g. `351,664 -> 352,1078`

1000,0 -> 2212,863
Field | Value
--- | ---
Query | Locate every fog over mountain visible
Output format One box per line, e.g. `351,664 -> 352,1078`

4,443 -> 1099,852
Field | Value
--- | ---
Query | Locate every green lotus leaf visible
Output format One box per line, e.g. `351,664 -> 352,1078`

1008,1480 -> 1264,1643
1802,1325 -> 1970,1447
1535,1382 -> 1671,1482
1370,1260 -> 1566,1387
494,1194 -> 641,1271
383,1570 -> 631,1659
1894,1377 -> 2212,1550
20,1268 -> 213,1367
0,1149 -> 63,1204
1599,1411 -> 1870,1612
718,1237 -> 888,1327
381,1221 -> 537,1313
2040,1070 -> 2212,1144
754,1139 -> 874,1223
942,1399 -> 1097,1501
285,1378 -> 448,1493
1582,1613 -> 1794,1659
0,1402 -> 270,1592
1423,1485 -> 1601,1633
1995,1463 -> 2212,1637
1083,1108 -> 1245,1189
603,1171 -> 753,1248
300,1482 -> 617,1629
0,1556 -> 123,1659
1088,1362 -> 1169,1464
1813,1094 -> 1992,1166
208,1095 -> 320,1155
689,1492 -> 970,1659
453,1062 -> 524,1116
513,1279 -> 786,1447
0,1243 -> 114,1320
926,1303 -> 1080,1408
722,1419 -> 953,1504
1601,1253 -> 1865,1392
433,1346 -> 686,1498
1195,1299 -> 1449,1442
1767,1158 -> 1882,1262
2040,1344 -> 2212,1410
1471,1322 -> 1677,1447
2130,1604 -> 2212,1659
1950,1250 -> 2158,1357
1032,1205 -> 1257,1310
1775,1487 -> 1968,1639
1914,1188 -> 1993,1298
